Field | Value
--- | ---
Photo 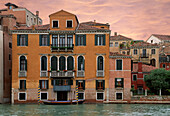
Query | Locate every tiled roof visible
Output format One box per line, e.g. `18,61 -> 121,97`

109,52 -> 132,58
77,23 -> 109,31
15,24 -> 50,30
131,42 -> 158,47
153,34 -> 170,41
132,63 -> 158,72
110,35 -> 132,41
81,21 -> 109,26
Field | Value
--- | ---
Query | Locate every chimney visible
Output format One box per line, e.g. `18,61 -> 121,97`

36,11 -> 39,17
114,32 -> 117,36
94,20 -> 96,23
138,61 -> 142,72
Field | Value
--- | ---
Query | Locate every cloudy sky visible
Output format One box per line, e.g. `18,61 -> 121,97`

1,0 -> 170,40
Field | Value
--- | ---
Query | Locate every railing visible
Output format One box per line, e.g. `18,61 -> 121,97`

50,71 -> 75,78
77,70 -> 85,77
18,71 -> 27,77
51,44 -> 74,52
140,53 -> 149,58
53,85 -> 71,91
40,71 -> 48,77
96,70 -> 104,77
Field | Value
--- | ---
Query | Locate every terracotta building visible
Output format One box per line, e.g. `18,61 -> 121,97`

109,52 -> 131,102
0,3 -> 42,103
11,10 -> 111,103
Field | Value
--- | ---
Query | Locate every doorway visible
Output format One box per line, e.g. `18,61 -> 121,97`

57,91 -> 67,101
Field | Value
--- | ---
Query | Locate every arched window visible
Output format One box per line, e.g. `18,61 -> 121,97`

67,56 -> 74,70
97,56 -> 104,70
41,56 -> 47,71
59,56 -> 66,70
51,56 -> 57,70
20,56 -> 27,71
78,56 -> 84,70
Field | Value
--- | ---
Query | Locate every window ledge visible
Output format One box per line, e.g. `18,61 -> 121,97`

115,87 -> 124,90
41,89 -> 48,91
66,27 -> 73,28
18,89 -> 27,91
52,27 -> 59,29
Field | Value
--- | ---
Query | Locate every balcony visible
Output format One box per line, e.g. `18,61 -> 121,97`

51,44 -> 74,52
140,53 -> 149,58
96,70 -> 104,77
18,71 -> 27,77
77,70 -> 85,77
50,71 -> 75,78
53,85 -> 71,92
40,71 -> 48,77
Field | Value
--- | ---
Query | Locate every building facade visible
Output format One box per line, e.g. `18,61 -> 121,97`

146,34 -> 170,44
11,10 -> 110,103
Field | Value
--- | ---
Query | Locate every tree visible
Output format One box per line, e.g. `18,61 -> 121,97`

144,68 -> 170,96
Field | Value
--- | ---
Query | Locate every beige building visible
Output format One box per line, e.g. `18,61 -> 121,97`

146,34 -> 170,44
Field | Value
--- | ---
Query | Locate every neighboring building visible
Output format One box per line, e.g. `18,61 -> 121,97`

159,54 -> 170,70
131,62 -> 158,95
11,10 -> 110,103
130,42 -> 159,68
146,34 -> 170,44
0,3 -> 42,103
110,33 -> 133,55
109,52 -> 131,101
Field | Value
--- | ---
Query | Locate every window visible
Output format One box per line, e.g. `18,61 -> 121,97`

67,20 -> 73,28
59,56 -> 66,70
9,54 -> 11,60
122,51 -> 125,54
95,34 -> 105,46
116,93 -> 123,100
27,15 -> 29,21
76,80 -> 85,90
67,56 -> 74,70
151,49 -> 155,54
97,56 -> 104,70
96,80 -> 105,90
52,20 -> 59,28
78,93 -> 84,100
163,64 -> 166,68
78,56 -> 84,70
17,35 -> 28,46
151,40 -> 153,43
20,56 -> 27,71
41,56 -> 47,71
39,35 -> 49,46
19,80 -> 26,90
52,35 -> 58,47
9,69 -> 11,75
115,42 -> 119,47
133,75 -> 137,81
40,93 -> 48,100
75,35 -> 86,46
39,80 -> 48,89
67,35 -> 73,47
110,43 -> 113,47
116,59 -> 122,70
51,56 -> 57,71
54,79 -> 72,86
59,35 -> 65,47
97,93 -> 104,100
133,49 -> 138,55
115,78 -> 124,88
9,42 -> 12,48
18,93 -> 26,101
122,42 -> 126,45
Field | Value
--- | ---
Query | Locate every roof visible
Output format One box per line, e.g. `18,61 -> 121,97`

5,2 -> 18,8
132,63 -> 158,72
81,21 -> 109,26
77,23 -> 109,31
152,34 -> 170,41
131,42 -> 159,48
109,52 -> 132,58
110,35 -> 133,41
15,24 -> 50,30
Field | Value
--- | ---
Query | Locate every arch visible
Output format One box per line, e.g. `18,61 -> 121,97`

67,56 -> 74,70
51,56 -> 57,70
41,56 -> 47,71
59,56 -> 66,70
20,55 -> 27,71
97,56 -> 104,70
78,56 -> 84,70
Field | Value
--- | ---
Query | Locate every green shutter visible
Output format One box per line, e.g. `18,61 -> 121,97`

39,35 -> 42,46
75,35 -> 78,46
24,80 -> 26,89
103,34 -> 105,45
76,80 -> 78,86
25,59 -> 27,71
122,78 -> 124,88
83,35 -> 86,46
115,78 -> 117,88
47,35 -> 50,46
96,80 -> 98,90
46,80 -> 49,89
103,80 -> 105,90
83,80 -> 85,90
17,35 -> 20,46
25,35 -> 28,46
95,35 -> 97,45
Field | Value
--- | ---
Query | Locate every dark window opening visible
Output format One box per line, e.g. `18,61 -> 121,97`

9,69 -> 11,75
115,78 -> 124,88
116,59 -> 122,70
19,80 -> 26,90
9,42 -> 12,48
78,93 -> 84,99
53,21 -> 58,28
19,93 -> 26,100
133,75 -> 137,81
97,93 -> 104,100
41,93 -> 47,100
67,20 -> 72,28
116,93 -> 122,100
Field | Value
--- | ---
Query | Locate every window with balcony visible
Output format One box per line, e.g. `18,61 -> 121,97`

97,56 -> 104,77
115,78 -> 124,88
59,35 -> 65,47
75,35 -> 86,46
76,80 -> 85,90
52,20 -> 59,28
133,49 -> 138,55
52,35 -> 58,47
115,42 -> 119,47
67,20 -> 73,28
133,75 -> 137,81
59,56 -> 66,70
17,35 -> 28,46
20,56 -> 27,71
96,80 -> 105,90
67,56 -> 74,70
67,35 -> 73,48
41,56 -> 47,71
151,49 -> 155,54
95,34 -> 105,46
51,56 -> 57,71
39,80 -> 48,89
39,35 -> 49,46
116,59 -> 122,70
77,56 -> 85,77
19,80 -> 26,90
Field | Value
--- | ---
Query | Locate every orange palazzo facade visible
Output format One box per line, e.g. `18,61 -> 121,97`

11,10 -> 111,103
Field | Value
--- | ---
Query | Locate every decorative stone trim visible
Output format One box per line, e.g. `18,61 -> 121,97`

17,53 -> 28,55
131,46 -> 159,49
109,56 -> 132,58
40,53 -> 86,56
96,53 -> 106,55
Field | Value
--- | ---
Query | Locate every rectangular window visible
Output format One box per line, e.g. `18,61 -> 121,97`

9,54 -> 11,60
77,80 -> 85,90
39,80 -> 48,90
18,93 -> 26,101
59,35 -> 65,47
9,69 -> 11,75
40,93 -> 48,100
67,20 -> 73,28
9,42 -> 12,48
19,80 -> 26,90
116,93 -> 123,100
55,79 -> 72,86
115,78 -> 124,88
39,35 -> 49,46
116,59 -> 122,70
134,49 -> 138,55
115,42 -> 119,47
67,35 -> 73,47
96,80 -> 105,90
52,20 -> 59,28
52,35 -> 58,47
151,49 -> 155,54
133,75 -> 137,81
97,92 -> 104,100
17,35 -> 28,46
76,35 -> 86,46
163,64 -> 166,68
95,35 -> 105,46
110,43 -> 113,47
78,93 -> 84,100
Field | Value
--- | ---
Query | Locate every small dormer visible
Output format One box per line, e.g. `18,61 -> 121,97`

49,10 -> 79,30
5,2 -> 18,10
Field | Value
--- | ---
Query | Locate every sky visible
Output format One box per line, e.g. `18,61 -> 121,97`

1,0 -> 170,40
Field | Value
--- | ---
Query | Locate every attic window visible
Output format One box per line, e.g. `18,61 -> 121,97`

151,40 -> 153,43
53,20 -> 59,28
67,20 -> 72,28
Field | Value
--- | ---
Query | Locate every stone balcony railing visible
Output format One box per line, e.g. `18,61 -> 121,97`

18,71 -> 27,77
40,71 -> 48,77
96,70 -> 104,77
77,70 -> 85,77
50,71 -> 75,78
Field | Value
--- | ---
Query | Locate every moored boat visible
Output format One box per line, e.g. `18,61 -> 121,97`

42,100 -> 85,105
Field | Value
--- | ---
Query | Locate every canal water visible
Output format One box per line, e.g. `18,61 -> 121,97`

0,104 -> 170,116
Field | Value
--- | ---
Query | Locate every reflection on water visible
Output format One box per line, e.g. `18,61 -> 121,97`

0,104 -> 170,116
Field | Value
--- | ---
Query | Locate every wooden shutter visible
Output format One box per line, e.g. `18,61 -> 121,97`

103,34 -> 105,45
17,35 -> 20,46
96,80 -> 98,90
39,35 -> 42,46
47,35 -> 50,46
103,80 -> 105,90
19,80 -> 22,89
24,80 -> 26,89
25,59 -> 27,71
95,35 -> 97,45
46,80 -> 49,89
83,35 -> 86,46
83,80 -> 85,90
115,78 -> 117,88
121,78 -> 124,88
39,80 -> 42,89
75,35 -> 78,46
25,35 -> 28,46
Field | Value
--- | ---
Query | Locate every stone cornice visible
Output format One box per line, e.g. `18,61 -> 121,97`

109,56 -> 132,58
130,46 -> 159,49
40,53 -> 86,56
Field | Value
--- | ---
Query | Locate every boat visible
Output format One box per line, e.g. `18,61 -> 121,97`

42,100 -> 85,105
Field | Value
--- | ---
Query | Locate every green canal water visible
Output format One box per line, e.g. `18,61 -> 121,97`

0,104 -> 170,116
